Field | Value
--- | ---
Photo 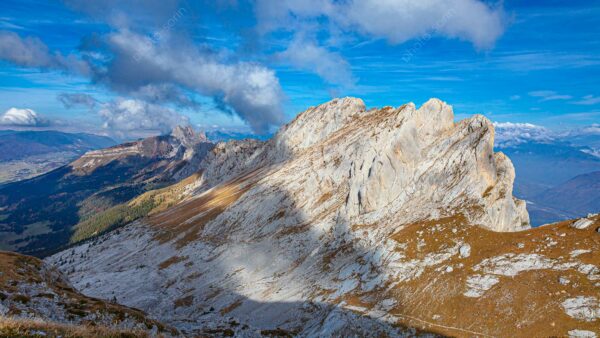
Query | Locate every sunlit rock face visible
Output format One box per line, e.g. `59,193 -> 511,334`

54,98 -> 600,338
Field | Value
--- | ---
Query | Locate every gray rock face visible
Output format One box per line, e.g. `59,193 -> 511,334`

198,97 -> 529,232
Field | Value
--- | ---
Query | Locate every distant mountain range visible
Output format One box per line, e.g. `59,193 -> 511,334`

0,126 -> 213,256
0,130 -> 116,184
494,124 -> 600,225
0,130 -> 115,161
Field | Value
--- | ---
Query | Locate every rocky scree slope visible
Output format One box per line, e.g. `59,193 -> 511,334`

45,98 -> 598,337
0,250 -> 174,336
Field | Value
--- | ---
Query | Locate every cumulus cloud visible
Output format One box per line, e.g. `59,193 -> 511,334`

1,1 -> 285,134
97,98 -> 190,137
131,84 -> 200,109
528,90 -> 572,101
252,0 -> 505,85
0,30 -> 90,75
339,0 -> 505,49
493,122 -> 555,148
0,108 -> 49,127
254,0 -> 507,48
92,29 -> 284,133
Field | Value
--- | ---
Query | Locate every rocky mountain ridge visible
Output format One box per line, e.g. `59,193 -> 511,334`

40,98 -> 600,337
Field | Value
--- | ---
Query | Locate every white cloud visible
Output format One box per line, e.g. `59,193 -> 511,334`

98,98 -> 190,138
253,0 -> 505,85
0,108 -> 49,126
573,95 -> 600,105
528,90 -> 572,101
276,36 -> 354,87
493,122 -> 554,148
255,0 -> 505,49
341,0 -> 505,49
98,29 -> 284,133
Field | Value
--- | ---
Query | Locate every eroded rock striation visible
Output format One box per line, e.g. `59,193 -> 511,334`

46,98 -> 599,337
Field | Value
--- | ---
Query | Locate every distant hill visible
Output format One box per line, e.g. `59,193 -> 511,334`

497,140 -> 600,225
501,141 -> 600,199
0,130 -> 115,161
529,171 -> 600,224
0,130 -> 117,184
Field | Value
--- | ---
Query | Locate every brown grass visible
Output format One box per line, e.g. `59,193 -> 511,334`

375,214 -> 600,337
0,317 -> 148,338
219,299 -> 243,315
173,295 -> 194,309
158,255 -> 188,270
148,169 -> 261,248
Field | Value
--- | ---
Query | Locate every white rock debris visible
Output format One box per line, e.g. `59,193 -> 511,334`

569,330 -> 597,338
464,274 -> 500,298
559,276 -> 571,285
571,249 -> 592,258
459,244 -> 471,258
474,253 -> 558,276
562,297 -> 600,322
571,218 -> 594,230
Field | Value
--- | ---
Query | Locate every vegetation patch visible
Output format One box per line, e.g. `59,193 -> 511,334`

158,255 -> 188,270
12,294 -> 30,304
260,328 -> 295,337
70,173 -> 201,245
173,295 -> 194,308
0,317 -> 148,338
219,299 -> 242,315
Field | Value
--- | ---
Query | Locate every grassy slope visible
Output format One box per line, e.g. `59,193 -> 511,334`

0,318 -> 148,338
70,173 -> 202,244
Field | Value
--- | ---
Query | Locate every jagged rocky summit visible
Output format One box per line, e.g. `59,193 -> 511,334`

45,98 -> 599,337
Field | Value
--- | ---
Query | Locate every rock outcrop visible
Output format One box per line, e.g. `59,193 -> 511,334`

44,98 -> 599,337
71,125 -> 210,178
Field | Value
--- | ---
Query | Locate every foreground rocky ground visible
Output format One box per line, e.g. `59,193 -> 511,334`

0,251 -> 175,337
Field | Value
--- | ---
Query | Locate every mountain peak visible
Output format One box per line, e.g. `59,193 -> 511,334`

169,125 -> 208,145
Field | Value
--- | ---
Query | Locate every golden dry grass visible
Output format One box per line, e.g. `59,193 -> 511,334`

347,215 -> 600,337
0,317 -> 149,338
148,169 -> 260,248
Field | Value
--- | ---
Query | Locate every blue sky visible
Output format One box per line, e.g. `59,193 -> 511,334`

0,0 -> 599,139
